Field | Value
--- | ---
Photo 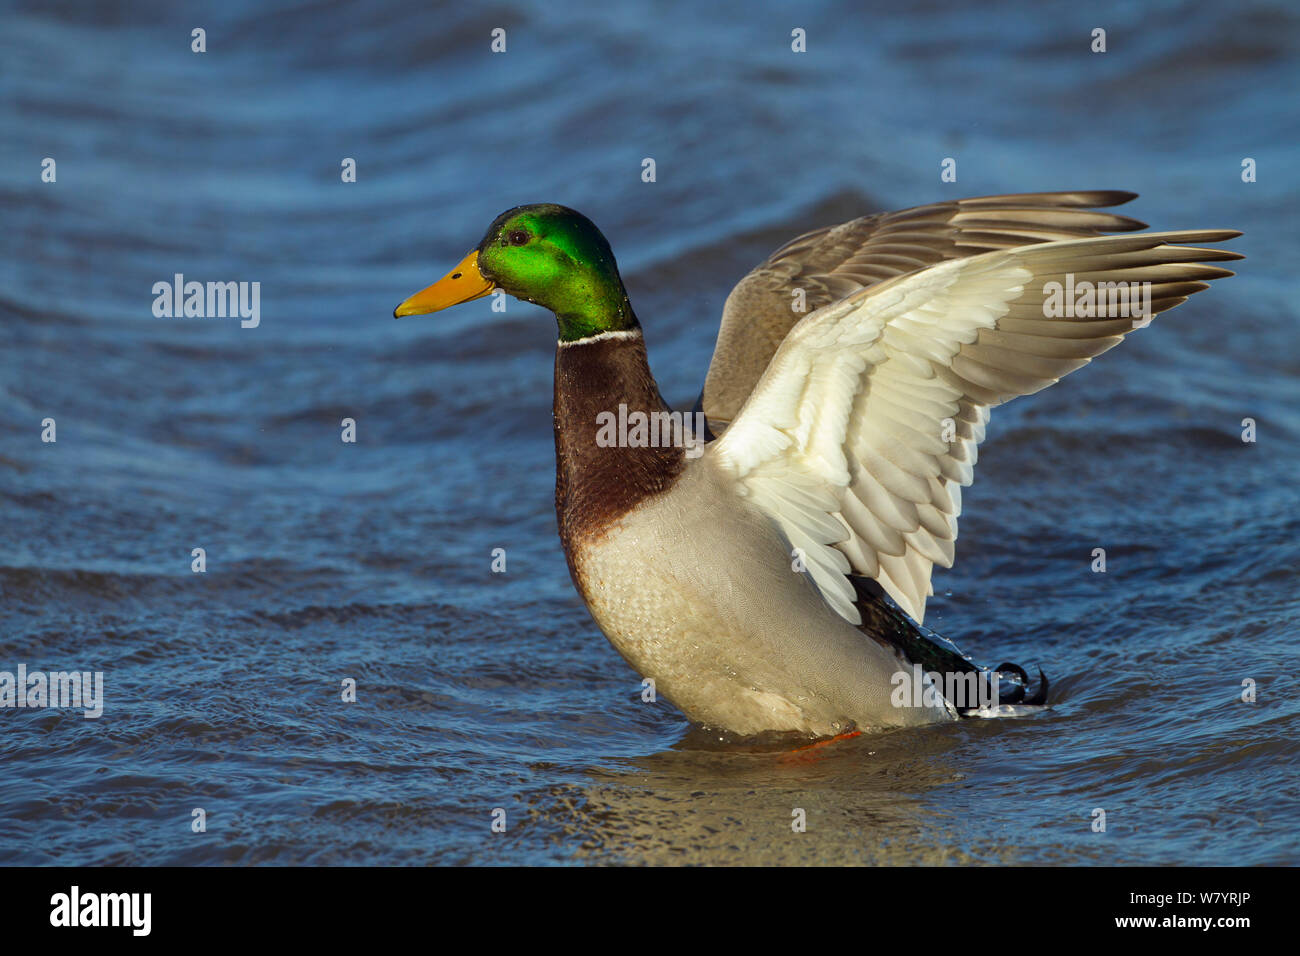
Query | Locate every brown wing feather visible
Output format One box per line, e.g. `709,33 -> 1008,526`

701,191 -> 1148,431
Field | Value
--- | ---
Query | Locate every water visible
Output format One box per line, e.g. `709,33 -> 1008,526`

1,0 -> 1297,865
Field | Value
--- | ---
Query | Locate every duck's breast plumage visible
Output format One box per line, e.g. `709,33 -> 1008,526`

569,455 -> 953,735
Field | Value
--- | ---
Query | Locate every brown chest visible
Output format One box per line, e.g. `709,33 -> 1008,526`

551,331 -> 687,588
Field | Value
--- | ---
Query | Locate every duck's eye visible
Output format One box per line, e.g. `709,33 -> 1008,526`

508,229 -> 529,246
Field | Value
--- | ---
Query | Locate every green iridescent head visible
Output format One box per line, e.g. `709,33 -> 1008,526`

394,203 -> 638,342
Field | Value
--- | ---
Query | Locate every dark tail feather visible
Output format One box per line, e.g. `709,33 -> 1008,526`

849,576 -> 1049,713
992,662 -> 1051,705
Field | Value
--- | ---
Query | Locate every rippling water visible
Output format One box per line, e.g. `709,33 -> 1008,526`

2,0 -> 1297,865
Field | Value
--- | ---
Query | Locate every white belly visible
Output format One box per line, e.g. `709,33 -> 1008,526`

570,457 -> 954,736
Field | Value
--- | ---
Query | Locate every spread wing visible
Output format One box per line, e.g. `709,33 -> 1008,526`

701,191 -> 1150,432
707,230 -> 1242,624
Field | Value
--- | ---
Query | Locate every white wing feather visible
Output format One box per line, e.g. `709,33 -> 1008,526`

708,231 -> 1239,624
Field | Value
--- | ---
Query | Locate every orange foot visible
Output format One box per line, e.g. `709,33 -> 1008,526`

780,729 -> 862,763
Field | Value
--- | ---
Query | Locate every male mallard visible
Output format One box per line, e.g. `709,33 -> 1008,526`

395,192 -> 1240,738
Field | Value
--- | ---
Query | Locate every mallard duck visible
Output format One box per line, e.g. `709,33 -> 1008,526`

395,192 -> 1241,738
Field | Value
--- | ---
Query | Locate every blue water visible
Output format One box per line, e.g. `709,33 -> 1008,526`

1,0 -> 1297,865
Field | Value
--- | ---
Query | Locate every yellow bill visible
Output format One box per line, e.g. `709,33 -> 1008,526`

394,250 -> 494,317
